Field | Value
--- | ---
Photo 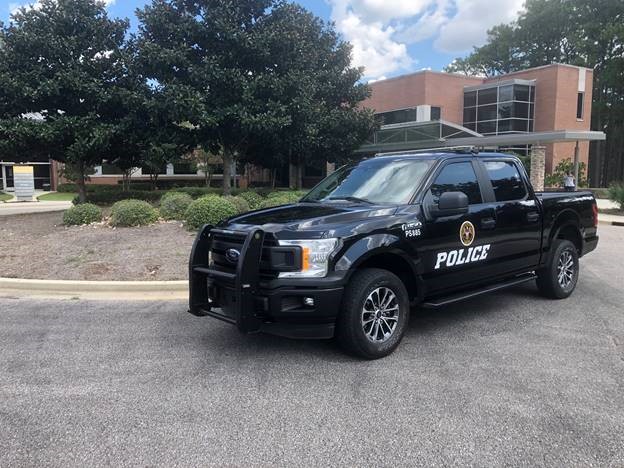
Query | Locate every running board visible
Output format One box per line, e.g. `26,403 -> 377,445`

422,273 -> 536,309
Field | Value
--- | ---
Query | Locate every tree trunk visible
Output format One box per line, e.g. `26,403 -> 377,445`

288,150 -> 303,190
222,148 -> 232,195
76,162 -> 87,204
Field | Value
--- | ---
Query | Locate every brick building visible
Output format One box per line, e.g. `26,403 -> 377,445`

362,63 -> 594,175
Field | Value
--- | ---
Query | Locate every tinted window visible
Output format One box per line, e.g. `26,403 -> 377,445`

478,87 -> 497,105
464,91 -> 477,107
514,85 -> 530,101
499,85 -> 513,102
430,162 -> 482,205
484,161 -> 527,201
477,120 -> 497,134
477,104 -> 498,121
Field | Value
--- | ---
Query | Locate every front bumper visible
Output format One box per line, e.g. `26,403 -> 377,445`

188,225 -> 345,339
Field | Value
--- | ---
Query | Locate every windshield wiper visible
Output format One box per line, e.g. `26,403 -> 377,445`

327,196 -> 373,204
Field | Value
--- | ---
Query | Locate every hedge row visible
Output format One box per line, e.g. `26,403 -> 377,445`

65,189 -> 309,229
73,190 -> 164,205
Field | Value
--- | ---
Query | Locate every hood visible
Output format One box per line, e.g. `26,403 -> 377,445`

225,202 -> 398,237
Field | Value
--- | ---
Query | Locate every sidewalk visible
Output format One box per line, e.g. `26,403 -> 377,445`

596,198 -> 619,210
0,200 -> 72,216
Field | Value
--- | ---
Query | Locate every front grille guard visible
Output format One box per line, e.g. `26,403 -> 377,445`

188,225 -> 265,333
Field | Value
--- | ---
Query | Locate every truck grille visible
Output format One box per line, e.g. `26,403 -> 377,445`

209,230 -> 279,279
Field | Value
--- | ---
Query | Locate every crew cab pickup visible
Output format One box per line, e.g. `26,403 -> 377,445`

189,150 -> 599,359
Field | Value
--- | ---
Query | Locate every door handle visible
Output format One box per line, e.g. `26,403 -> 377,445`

527,212 -> 540,223
481,218 -> 496,230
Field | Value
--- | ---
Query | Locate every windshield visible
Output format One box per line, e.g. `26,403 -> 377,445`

302,158 -> 434,205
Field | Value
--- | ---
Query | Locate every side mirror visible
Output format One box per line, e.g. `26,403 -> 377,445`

431,191 -> 469,218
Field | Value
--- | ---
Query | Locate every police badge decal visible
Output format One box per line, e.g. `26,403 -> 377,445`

460,221 -> 475,246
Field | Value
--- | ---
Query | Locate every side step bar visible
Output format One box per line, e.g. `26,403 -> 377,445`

422,273 -> 536,309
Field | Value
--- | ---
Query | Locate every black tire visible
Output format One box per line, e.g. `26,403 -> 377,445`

536,239 -> 579,299
337,268 -> 409,359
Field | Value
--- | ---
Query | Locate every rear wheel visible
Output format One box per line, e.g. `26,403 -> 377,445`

536,239 -> 579,299
337,268 -> 409,359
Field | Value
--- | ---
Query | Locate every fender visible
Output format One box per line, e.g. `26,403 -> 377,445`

548,209 -> 581,247
334,234 -> 424,302
541,211 -> 581,267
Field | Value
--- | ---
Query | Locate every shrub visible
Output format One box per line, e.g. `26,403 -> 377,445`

174,186 -> 222,199
259,192 -> 299,209
62,203 -> 102,226
224,195 -> 251,214
184,195 -> 238,230
608,183 -> 624,209
74,190 -> 163,206
110,199 -> 159,227
259,191 -> 303,208
159,192 -> 193,220
58,183 -> 124,193
545,158 -> 587,188
238,190 -> 265,210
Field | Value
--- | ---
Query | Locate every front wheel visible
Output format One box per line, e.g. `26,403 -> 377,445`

536,239 -> 579,299
337,268 -> 409,359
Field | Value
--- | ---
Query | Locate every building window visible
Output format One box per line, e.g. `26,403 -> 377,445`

576,92 -> 584,119
376,108 -> 417,125
463,82 -> 535,135
376,106 -> 441,125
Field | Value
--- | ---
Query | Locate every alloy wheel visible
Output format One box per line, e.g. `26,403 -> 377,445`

361,286 -> 400,343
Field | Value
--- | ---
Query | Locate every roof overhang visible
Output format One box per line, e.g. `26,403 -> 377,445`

356,128 -> 606,154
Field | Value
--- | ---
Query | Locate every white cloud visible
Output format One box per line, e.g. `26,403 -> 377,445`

434,0 -> 524,53
328,0 -> 524,80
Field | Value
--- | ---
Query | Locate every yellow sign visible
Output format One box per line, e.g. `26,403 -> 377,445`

13,165 -> 34,175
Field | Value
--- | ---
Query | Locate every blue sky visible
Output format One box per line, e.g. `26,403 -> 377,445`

1,0 -> 526,81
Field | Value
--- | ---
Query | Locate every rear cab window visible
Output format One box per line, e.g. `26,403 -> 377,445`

483,161 -> 527,202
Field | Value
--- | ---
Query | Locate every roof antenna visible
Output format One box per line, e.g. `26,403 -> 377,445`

470,146 -> 479,155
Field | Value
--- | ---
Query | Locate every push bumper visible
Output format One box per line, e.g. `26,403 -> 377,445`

188,225 -> 344,339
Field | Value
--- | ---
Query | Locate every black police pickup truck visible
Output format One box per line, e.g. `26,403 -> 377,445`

189,150 -> 599,359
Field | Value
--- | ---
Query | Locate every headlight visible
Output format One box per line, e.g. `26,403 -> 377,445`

278,238 -> 339,278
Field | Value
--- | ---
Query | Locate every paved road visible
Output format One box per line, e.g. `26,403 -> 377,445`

1,226 -> 623,467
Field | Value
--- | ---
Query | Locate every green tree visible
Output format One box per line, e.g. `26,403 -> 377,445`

0,0 -> 134,202
136,0 -> 374,193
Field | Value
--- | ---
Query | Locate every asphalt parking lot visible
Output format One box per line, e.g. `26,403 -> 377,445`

1,225 -> 623,467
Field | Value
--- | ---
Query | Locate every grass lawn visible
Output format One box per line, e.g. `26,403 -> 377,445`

0,191 -> 12,202
37,192 -> 76,202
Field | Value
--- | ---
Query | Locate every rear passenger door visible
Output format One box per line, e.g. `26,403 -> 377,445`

478,159 -> 541,273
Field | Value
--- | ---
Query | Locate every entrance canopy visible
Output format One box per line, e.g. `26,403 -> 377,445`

356,120 -> 606,154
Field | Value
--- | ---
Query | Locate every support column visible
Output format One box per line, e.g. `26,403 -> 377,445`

530,145 -> 546,191
573,140 -> 580,187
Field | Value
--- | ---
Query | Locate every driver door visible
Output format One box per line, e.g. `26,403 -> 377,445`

417,160 -> 498,295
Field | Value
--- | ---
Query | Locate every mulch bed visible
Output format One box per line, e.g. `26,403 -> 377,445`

0,212 -> 196,281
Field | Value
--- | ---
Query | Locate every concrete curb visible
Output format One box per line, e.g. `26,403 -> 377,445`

0,277 -> 188,301
598,219 -> 624,227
